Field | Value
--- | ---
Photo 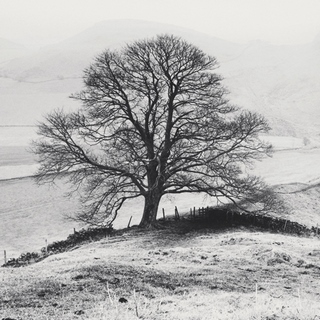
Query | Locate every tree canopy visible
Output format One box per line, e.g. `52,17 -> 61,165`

32,34 -> 276,228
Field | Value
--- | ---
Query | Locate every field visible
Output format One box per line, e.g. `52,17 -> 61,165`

1,17 -> 320,319
1,136 -> 320,319
1,222 -> 320,319
1,136 -> 320,259
2,142 -> 320,261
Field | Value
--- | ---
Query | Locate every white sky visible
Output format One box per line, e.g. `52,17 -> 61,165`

1,0 -> 320,47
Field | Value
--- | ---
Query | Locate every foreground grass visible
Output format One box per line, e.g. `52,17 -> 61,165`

1,222 -> 320,319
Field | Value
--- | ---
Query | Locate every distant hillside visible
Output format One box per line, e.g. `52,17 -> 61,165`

0,38 -> 23,50
0,19 -> 319,138
0,20 -> 241,81
0,38 -> 28,64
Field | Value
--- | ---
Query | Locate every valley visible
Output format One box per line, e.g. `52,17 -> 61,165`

1,137 -> 320,264
0,19 -> 320,319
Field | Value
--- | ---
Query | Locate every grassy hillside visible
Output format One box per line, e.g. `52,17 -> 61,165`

1,21 -> 320,318
2,141 -> 320,263
1,222 -> 320,319
0,175 -> 216,264
2,170 -> 320,265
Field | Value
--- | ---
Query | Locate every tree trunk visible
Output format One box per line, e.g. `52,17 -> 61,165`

139,190 -> 162,228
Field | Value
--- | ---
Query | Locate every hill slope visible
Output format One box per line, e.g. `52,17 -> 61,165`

1,224 -> 320,319
0,19 -> 319,137
0,38 -> 27,64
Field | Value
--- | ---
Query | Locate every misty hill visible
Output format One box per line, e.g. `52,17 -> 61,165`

0,20 -> 241,81
0,38 -> 28,65
0,20 -> 319,138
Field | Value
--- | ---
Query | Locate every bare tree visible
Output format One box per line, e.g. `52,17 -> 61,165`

32,34 -> 275,228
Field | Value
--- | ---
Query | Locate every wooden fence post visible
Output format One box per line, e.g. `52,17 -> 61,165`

127,216 -> 133,228
193,207 -> 196,219
175,206 -> 180,220
283,220 -> 288,231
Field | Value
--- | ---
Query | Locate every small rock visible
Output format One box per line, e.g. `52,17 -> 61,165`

119,297 -> 128,303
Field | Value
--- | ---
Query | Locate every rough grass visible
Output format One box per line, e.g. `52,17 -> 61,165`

2,174 -> 320,264
1,221 -> 320,319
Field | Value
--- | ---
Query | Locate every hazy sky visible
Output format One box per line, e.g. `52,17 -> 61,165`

1,0 -> 320,47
